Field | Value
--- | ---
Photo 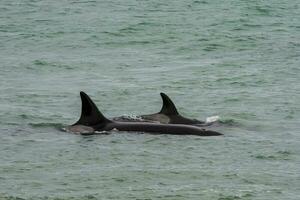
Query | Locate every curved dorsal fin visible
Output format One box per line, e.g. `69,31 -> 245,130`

159,93 -> 179,115
74,91 -> 111,126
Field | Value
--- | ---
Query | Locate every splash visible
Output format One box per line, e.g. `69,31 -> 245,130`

63,125 -> 94,134
112,115 -> 151,122
206,116 -> 220,123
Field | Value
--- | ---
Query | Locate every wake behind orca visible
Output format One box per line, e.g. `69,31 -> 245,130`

66,92 -> 223,136
113,93 -> 213,126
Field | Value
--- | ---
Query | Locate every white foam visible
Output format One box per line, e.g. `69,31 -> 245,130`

94,130 -> 109,134
206,115 -> 220,123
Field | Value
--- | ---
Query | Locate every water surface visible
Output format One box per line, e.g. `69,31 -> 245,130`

0,0 -> 299,199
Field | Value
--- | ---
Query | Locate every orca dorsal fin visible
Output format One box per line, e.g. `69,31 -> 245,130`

74,91 -> 111,126
159,93 -> 179,115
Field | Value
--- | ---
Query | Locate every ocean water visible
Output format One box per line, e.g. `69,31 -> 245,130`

0,0 -> 300,199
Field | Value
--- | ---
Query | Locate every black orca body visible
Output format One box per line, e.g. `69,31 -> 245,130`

67,92 -> 223,136
113,93 -> 212,126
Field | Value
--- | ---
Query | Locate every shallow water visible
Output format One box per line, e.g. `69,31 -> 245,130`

0,0 -> 300,199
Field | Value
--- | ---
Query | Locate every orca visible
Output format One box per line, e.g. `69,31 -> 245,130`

113,93 -> 212,126
66,92 -> 223,136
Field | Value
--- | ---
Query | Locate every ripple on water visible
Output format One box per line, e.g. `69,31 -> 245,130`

252,150 -> 292,161
218,193 -> 254,200
218,118 -> 240,126
0,195 -> 100,200
28,60 -> 75,71
29,122 -> 64,129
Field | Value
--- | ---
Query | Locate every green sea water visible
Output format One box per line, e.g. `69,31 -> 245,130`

0,0 -> 300,199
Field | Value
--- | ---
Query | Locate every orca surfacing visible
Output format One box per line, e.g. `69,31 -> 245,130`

113,93 -> 213,126
66,92 -> 223,136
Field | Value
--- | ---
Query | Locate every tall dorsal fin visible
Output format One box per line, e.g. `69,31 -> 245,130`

74,91 -> 111,126
159,93 -> 179,115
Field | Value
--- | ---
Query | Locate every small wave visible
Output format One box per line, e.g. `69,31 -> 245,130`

216,77 -> 233,82
218,193 -> 254,200
0,194 -> 99,200
70,0 -> 97,4
203,43 -> 226,51
277,150 -> 292,155
223,98 -> 240,103
29,122 -> 64,129
102,31 -> 124,37
193,0 -> 208,4
254,155 -> 277,160
19,114 -> 30,119
119,26 -> 141,33
0,194 -> 26,200
243,23 -> 262,28
32,60 -> 74,70
218,118 -> 240,126
252,151 -> 292,160
218,195 -> 242,200
252,6 -> 272,16
33,60 -> 48,66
